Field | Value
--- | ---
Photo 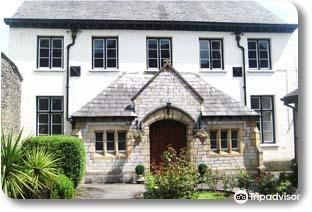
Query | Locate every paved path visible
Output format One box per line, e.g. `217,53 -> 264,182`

75,183 -> 146,199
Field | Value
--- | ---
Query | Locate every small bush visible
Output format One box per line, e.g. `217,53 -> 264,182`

23,135 -> 86,187
50,174 -> 75,199
255,170 -> 277,195
144,147 -> 198,199
135,164 -> 145,176
236,169 -> 252,191
198,164 -> 208,177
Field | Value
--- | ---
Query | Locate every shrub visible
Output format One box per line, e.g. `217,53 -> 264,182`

1,129 -> 60,199
255,170 -> 277,195
144,147 -> 198,199
198,164 -> 208,177
23,135 -> 86,187
135,164 -> 145,176
203,168 -> 219,191
236,169 -> 252,191
50,174 -> 75,199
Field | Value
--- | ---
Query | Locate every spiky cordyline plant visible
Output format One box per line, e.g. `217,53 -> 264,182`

1,129 -> 60,199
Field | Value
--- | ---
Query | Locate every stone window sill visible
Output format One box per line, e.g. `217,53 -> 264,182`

199,69 -> 226,73
260,143 -> 279,148
34,69 -> 65,72
209,151 -> 242,157
93,152 -> 127,160
90,69 -> 119,72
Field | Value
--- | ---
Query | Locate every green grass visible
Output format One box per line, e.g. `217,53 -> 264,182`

197,191 -> 226,200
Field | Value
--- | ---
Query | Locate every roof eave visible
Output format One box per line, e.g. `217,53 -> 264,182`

4,18 -> 298,33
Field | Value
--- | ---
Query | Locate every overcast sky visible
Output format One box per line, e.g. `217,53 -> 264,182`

0,0 -> 298,55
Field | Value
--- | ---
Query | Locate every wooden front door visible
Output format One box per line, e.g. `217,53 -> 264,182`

149,120 -> 186,165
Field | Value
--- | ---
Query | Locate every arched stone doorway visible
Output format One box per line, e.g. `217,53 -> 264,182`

149,119 -> 187,165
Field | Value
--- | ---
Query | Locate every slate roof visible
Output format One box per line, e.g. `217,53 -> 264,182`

13,0 -> 284,24
72,71 -> 258,118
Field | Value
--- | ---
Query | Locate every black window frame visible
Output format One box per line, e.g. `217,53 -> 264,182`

117,131 -> 126,152
106,131 -> 115,153
37,36 -> 64,69
146,37 -> 172,70
95,132 -> 104,152
36,96 -> 64,136
250,95 -> 276,143
247,39 -> 272,70
209,130 -> 218,151
92,37 -> 119,70
199,38 -> 224,70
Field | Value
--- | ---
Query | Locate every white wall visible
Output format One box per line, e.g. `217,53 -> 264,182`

8,28 -> 298,161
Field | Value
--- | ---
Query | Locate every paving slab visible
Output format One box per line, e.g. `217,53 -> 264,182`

75,183 -> 145,199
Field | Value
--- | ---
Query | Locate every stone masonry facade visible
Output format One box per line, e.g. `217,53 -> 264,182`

1,53 -> 23,134
72,65 -> 263,183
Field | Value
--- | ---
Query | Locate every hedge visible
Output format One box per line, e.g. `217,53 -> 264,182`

51,174 -> 75,199
23,135 -> 86,187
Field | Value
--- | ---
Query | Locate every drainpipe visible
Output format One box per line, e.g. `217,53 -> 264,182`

66,28 -> 78,121
234,32 -> 247,106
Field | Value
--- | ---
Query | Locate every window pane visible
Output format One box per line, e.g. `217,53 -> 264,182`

39,98 -> 49,111
107,142 -> 115,151
148,39 -> 157,49
95,132 -> 103,141
212,51 -> 221,59
263,131 -> 273,142
160,49 -> 170,59
210,131 -> 217,150
221,131 -> 227,149
52,98 -> 63,111
200,60 -> 209,68
148,50 -> 158,58
107,132 -> 114,141
160,39 -> 170,49
94,49 -> 104,58
94,40 -> 104,49
231,130 -> 238,149
106,39 -> 116,49
52,49 -> 62,58
52,125 -> 62,135
107,49 -> 116,58
52,39 -> 62,48
94,59 -> 104,68
52,58 -> 62,68
107,59 -> 116,68
251,97 -> 260,110
40,39 -> 50,48
262,111 -> 272,122
212,60 -> 221,69
248,41 -> 257,49
200,40 -> 209,50
118,132 -> 126,151
39,58 -> 49,68
39,125 -> 49,135
259,51 -> 268,59
148,59 -> 158,68
95,142 -> 104,151
259,41 -> 268,50
200,50 -> 209,59
260,60 -> 269,68
262,97 -> 272,110
249,60 -> 257,68
40,49 -> 49,57
107,132 -> 115,151
211,41 -> 221,49
38,113 -> 49,124
52,114 -> 62,124
248,50 -> 257,59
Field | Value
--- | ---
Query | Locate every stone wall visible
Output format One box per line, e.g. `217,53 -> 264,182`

73,113 -> 263,183
192,119 -> 263,174
1,53 -> 22,134
134,70 -> 202,121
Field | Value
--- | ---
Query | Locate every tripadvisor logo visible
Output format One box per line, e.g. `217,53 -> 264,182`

234,190 -> 301,204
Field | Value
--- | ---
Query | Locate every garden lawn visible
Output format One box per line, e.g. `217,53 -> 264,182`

197,191 -> 226,200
